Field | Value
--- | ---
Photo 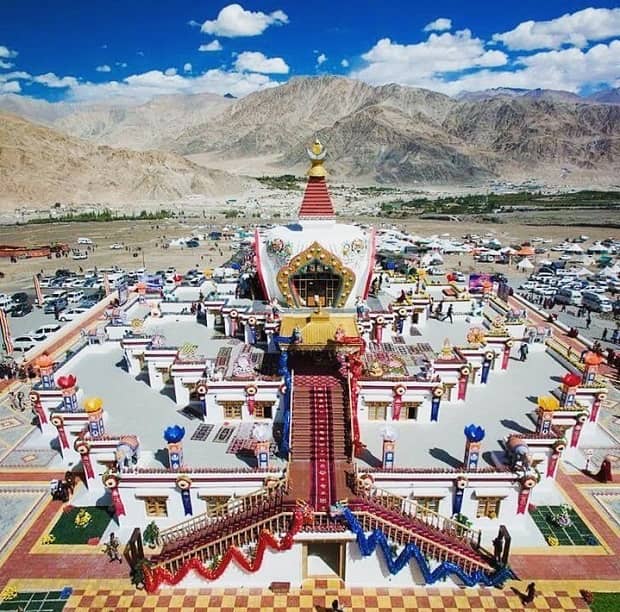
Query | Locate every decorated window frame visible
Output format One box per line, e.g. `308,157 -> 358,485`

276,241 -> 356,308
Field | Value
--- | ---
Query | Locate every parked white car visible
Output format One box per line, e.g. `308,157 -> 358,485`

66,290 -> 85,304
58,307 -> 88,322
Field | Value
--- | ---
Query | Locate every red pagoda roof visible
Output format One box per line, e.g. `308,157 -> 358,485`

298,176 -> 335,219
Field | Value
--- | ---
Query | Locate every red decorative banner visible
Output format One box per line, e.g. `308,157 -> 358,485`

111,487 -> 126,517
144,510 -> 303,592
392,395 -> 402,420
56,424 -> 69,449
82,453 -> 95,479
374,323 -> 383,342
457,374 -> 468,400
501,346 -> 511,370
546,452 -> 560,478
247,396 -> 255,416
35,401 -> 47,425
589,398 -> 601,422
230,318 -> 238,336
517,488 -> 530,514
570,423 -> 583,448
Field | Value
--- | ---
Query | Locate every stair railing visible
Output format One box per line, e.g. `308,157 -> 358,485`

158,485 -> 285,546
365,487 -> 482,549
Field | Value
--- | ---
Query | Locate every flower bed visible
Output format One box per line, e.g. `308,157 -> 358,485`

530,505 -> 599,546
49,506 -> 113,545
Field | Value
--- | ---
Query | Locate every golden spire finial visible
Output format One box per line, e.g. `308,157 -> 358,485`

306,137 -> 327,177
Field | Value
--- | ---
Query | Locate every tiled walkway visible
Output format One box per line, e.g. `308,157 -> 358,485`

2,581 -> 596,611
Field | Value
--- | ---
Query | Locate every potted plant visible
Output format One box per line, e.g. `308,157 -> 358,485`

143,521 -> 160,548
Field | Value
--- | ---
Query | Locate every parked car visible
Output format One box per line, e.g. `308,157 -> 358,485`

109,243 -> 124,250
11,292 -> 29,305
581,292 -> 613,313
0,294 -> 11,309
44,298 -> 68,314
58,307 -> 88,322
79,297 -> 98,308
185,240 -> 199,248
10,303 -> 33,317
13,337 -> 35,352
555,289 -> 582,306
44,290 -> 68,303
66,290 -> 85,304
35,323 -> 61,335
72,252 -> 88,260
77,237 -> 93,245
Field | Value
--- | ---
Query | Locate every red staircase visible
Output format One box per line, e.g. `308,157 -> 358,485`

349,497 -> 492,569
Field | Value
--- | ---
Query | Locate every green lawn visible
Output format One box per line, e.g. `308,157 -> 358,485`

529,505 -> 598,546
49,506 -> 114,545
590,592 -> 620,611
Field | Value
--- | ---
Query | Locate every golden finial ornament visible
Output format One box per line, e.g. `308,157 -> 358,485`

306,138 -> 327,177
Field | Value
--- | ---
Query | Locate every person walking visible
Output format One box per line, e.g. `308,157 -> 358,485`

586,313 -> 592,329
602,328 -> 608,342
17,391 -> 25,412
519,342 -> 529,362
104,532 -> 122,563
446,304 -> 454,324
331,599 -> 345,612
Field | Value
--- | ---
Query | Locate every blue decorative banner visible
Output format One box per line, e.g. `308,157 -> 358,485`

481,360 -> 491,384
181,489 -> 193,515
453,488 -> 464,515
431,396 -> 440,422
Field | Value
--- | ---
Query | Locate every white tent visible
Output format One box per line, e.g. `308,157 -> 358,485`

564,244 -> 583,253
516,258 -> 534,271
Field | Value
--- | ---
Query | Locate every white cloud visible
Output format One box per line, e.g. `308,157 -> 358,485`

0,45 -> 18,58
199,40 -> 223,52
116,61 -> 128,68
234,51 -> 289,74
341,59 -> 349,68
187,19 -> 200,28
317,53 -> 327,66
30,68 -> 280,103
493,7 -> 620,50
0,80 -> 20,93
354,30 -> 507,87
0,59 -> 14,69
183,63 -> 192,73
201,3 -> 288,37
0,71 -> 31,82
424,18 -> 452,32
164,67 -> 177,76
96,64 -> 111,72
32,72 -> 79,88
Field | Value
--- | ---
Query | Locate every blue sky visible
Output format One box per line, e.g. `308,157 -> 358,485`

1,1 -> 619,102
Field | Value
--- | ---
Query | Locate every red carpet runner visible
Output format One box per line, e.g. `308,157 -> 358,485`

311,386 -> 334,511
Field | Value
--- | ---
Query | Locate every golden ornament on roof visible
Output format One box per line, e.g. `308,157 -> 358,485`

306,138 -> 327,177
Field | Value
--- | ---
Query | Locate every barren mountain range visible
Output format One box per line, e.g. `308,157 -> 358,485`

0,112 -> 247,208
1,76 -> 620,207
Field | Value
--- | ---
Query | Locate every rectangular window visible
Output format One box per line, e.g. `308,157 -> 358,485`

254,401 -> 273,419
401,402 -> 420,420
143,496 -> 168,517
201,495 -> 230,517
476,497 -> 501,519
221,401 -> 243,419
414,497 -> 441,516
366,402 -> 388,421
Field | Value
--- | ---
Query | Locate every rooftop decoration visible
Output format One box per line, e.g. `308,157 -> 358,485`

466,327 -> 486,347
35,353 -> 54,368
464,424 -> 485,442
562,373 -> 582,387
538,396 -> 560,412
56,374 -> 77,389
163,425 -> 185,444
583,351 -> 603,366
440,337 -> 454,359
83,397 -> 103,413
379,425 -> 398,442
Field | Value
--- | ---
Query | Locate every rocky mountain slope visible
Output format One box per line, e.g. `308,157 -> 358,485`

0,112 -> 247,207
3,77 -> 620,186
